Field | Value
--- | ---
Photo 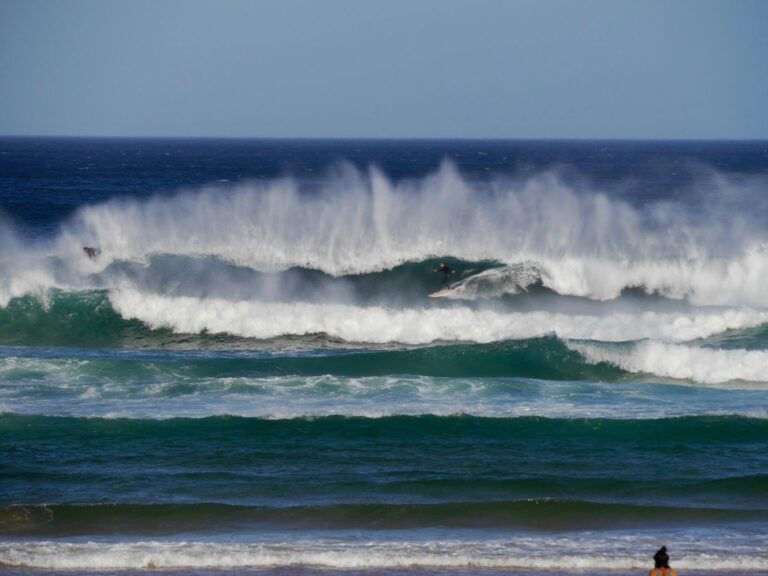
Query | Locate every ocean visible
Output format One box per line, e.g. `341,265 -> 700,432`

1,137 -> 767,575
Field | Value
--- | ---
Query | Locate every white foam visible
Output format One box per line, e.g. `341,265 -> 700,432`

572,340 -> 768,384
2,533 -> 767,571
110,288 -> 768,345
537,246 -> 768,305
5,367 -> 765,419
447,262 -> 542,299
43,163 -> 768,308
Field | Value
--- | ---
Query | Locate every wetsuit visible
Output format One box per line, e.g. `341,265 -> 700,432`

438,264 -> 453,289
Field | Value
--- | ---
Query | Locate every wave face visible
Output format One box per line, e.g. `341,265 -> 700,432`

3,289 -> 768,386
2,138 -> 768,575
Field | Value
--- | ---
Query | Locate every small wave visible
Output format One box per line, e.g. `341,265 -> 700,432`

4,413 -> 766,445
571,340 -> 768,384
2,532 -> 767,571
3,500 -> 768,537
3,348 -> 768,419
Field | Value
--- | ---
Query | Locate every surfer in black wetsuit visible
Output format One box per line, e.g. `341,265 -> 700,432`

83,246 -> 100,259
433,262 -> 455,290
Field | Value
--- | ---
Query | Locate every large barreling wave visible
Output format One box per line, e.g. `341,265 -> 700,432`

1,161 -> 767,385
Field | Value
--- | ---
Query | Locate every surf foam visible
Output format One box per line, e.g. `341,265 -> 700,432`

110,288 -> 768,345
572,340 -> 768,384
2,534 -> 767,571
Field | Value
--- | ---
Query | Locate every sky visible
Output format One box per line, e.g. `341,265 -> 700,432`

0,0 -> 766,139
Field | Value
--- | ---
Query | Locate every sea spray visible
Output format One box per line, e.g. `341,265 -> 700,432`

1,162 -> 768,306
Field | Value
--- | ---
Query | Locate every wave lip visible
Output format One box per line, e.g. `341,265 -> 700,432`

5,287 -> 768,352
107,288 -> 768,345
571,340 -> 768,384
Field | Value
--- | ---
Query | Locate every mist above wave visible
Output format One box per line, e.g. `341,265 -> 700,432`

1,162 -> 768,308
61,161 -> 767,267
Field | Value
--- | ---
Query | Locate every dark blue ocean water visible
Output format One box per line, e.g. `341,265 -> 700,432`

1,138 -> 767,574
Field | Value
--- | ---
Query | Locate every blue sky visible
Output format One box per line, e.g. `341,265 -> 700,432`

1,0 -> 766,138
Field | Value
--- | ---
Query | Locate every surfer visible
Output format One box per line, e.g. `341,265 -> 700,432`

649,546 -> 676,576
83,246 -> 100,259
433,261 -> 455,290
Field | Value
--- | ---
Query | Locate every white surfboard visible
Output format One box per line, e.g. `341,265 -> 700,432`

428,287 -> 454,298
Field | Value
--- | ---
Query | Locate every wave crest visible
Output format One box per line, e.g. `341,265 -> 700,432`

571,340 -> 768,384
110,288 -> 768,345
2,162 -> 767,307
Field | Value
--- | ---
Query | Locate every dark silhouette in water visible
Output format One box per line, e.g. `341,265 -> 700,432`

649,546 -> 676,576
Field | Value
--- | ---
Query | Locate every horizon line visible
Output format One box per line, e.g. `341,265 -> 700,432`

2,134 -> 768,143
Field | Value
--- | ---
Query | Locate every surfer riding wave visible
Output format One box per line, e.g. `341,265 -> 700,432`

433,261 -> 455,291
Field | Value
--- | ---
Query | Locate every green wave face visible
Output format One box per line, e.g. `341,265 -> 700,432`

0,258 -> 504,348
0,290 -> 626,380
0,257 -> 505,347
0,343 -> 623,385
0,291 -> 158,348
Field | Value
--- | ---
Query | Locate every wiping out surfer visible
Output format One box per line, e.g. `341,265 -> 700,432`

433,261 -> 455,290
83,246 -> 100,259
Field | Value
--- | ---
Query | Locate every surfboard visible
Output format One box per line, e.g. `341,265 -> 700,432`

428,287 -> 454,298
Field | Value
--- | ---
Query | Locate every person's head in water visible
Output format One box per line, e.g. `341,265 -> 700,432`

654,546 -> 670,569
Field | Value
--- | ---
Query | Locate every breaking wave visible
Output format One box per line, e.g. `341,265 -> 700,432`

1,163 -> 767,389
571,340 -> 768,384
3,288 -> 768,348
0,162 -> 767,307
108,288 -> 768,345
2,290 -> 768,385
2,533 -> 768,571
